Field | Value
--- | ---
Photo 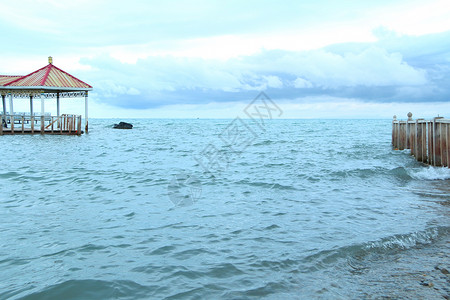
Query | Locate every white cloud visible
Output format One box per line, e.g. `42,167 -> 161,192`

293,78 -> 313,88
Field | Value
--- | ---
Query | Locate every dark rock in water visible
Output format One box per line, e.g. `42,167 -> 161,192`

113,122 -> 133,129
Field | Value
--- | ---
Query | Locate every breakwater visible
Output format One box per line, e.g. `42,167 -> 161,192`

392,113 -> 450,167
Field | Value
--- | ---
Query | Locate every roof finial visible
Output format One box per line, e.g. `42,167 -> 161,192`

48,56 -> 53,64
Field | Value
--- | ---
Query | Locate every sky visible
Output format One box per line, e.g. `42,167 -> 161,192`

1,0 -> 450,118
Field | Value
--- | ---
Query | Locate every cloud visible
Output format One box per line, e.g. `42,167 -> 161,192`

293,78 -> 313,89
77,29 -> 450,109
2,0 -> 449,115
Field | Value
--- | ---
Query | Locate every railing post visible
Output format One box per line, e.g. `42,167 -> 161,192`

40,116 -> 44,134
77,115 -> 82,135
11,115 -> 14,134
21,116 -> 24,133
31,116 -> 34,133
0,114 -> 3,136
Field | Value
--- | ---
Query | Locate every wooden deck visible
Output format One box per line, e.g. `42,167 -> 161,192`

1,114 -> 83,136
1,128 -> 84,135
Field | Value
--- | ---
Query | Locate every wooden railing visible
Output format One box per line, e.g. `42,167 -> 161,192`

1,114 -> 82,135
392,113 -> 450,167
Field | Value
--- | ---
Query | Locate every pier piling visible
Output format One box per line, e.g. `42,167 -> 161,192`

392,113 -> 450,168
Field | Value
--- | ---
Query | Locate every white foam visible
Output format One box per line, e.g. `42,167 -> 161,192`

410,166 -> 450,180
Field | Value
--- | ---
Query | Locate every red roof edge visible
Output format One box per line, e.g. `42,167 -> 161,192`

40,65 -> 52,86
4,64 -> 49,86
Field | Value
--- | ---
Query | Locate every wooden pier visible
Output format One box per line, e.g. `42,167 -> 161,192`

1,114 -> 83,135
392,113 -> 450,168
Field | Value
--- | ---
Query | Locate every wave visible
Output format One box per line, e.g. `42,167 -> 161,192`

233,179 -> 297,191
408,166 -> 450,180
13,279 -> 156,300
329,166 -> 413,181
329,165 -> 450,182
301,226 -> 449,272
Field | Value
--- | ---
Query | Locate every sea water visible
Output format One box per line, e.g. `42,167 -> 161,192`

0,119 -> 449,299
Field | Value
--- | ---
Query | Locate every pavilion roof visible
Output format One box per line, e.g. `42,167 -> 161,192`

0,58 -> 92,92
0,75 -> 23,86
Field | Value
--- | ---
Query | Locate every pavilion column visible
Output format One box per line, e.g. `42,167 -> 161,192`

56,92 -> 60,128
9,93 -> 14,124
9,93 -> 13,114
2,94 -> 6,116
30,96 -> 34,117
85,91 -> 89,133
40,93 -> 45,134
1,95 -> 6,127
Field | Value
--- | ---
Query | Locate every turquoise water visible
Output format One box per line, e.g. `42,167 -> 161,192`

0,119 -> 449,299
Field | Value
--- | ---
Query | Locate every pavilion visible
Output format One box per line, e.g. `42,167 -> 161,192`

0,57 -> 93,135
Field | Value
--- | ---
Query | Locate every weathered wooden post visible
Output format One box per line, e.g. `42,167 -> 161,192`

392,115 -> 397,148
399,120 -> 406,150
427,120 -> 433,166
415,119 -> 425,162
438,120 -> 449,167
447,121 -> 450,168
441,121 -> 448,167
407,113 -> 415,154
406,112 -> 412,150
422,120 -> 427,163
433,117 -> 444,166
